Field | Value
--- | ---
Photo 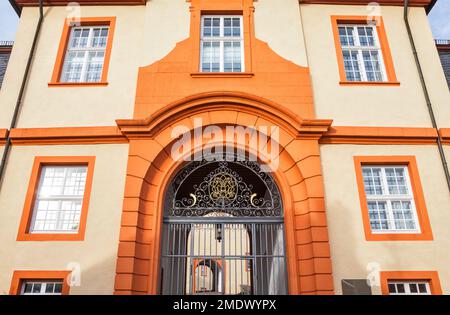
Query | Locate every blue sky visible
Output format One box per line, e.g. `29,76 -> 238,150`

0,0 -> 449,41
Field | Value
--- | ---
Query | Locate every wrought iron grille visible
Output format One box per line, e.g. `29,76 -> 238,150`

160,157 -> 288,295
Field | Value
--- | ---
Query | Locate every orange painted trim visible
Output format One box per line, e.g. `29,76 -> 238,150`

191,72 -> 254,78
49,17 -> 116,86
0,128 -> 7,145
17,156 -> 96,241
354,156 -> 433,241
331,16 -> 398,84
321,126 -> 439,145
380,271 -> 442,295
440,128 -> 450,145
339,81 -> 400,86
9,270 -> 71,295
9,126 -> 127,145
4,125 -> 448,146
48,82 -> 109,87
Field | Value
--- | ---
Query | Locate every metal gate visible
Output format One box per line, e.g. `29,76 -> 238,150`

159,157 -> 288,295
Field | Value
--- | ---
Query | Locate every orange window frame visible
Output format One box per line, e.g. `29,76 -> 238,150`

189,0 -> 254,75
380,271 -> 442,295
49,17 -> 116,87
9,270 -> 72,295
354,156 -> 433,241
331,16 -> 399,85
17,156 -> 96,241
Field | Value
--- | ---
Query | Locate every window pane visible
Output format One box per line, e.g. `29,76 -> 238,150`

92,27 -> 108,48
30,166 -> 87,233
362,50 -> 383,82
342,50 -> 361,81
24,283 -> 33,293
391,201 -> 416,230
224,41 -> 241,72
388,283 -> 396,293
385,167 -> 408,195
45,283 -> 55,293
32,283 -> 42,293
409,283 -> 418,293
368,201 -> 389,231
362,167 -> 383,195
61,51 -> 85,83
418,283 -> 427,293
396,283 -> 405,293
339,26 -> 354,46
85,51 -> 105,83
201,41 -> 220,72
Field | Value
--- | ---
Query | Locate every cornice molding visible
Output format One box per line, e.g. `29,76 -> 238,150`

2,126 -> 449,146
14,0 -> 146,7
320,126 -> 439,144
8,126 -> 127,145
300,0 -> 431,7
13,0 -> 432,8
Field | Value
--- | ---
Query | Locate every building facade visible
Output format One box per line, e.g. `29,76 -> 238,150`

0,0 -> 449,295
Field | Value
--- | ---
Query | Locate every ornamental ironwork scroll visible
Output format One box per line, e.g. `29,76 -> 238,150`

165,157 -> 282,217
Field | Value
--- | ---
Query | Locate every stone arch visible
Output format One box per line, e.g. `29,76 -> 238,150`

114,103 -> 334,295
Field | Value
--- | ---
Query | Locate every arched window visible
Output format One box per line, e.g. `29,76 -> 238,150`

160,155 -> 287,295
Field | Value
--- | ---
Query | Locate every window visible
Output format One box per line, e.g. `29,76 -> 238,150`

337,24 -> 386,82
387,281 -> 430,295
200,16 -> 244,72
354,156 -> 432,241
61,26 -> 109,83
331,16 -> 398,85
362,165 -> 419,233
21,280 -> 64,295
50,17 -> 115,86
380,271 -> 442,295
30,166 -> 87,233
17,156 -> 95,241
10,271 -> 71,295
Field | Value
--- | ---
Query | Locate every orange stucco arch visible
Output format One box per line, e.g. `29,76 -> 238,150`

114,103 -> 334,295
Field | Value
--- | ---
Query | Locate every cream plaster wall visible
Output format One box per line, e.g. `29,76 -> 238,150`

254,0 -> 308,67
301,5 -> 450,127
0,144 -> 128,294
0,6 -> 145,129
320,144 -> 450,295
140,0 -> 190,67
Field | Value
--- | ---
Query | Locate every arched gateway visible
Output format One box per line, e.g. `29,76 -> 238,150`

160,155 -> 288,295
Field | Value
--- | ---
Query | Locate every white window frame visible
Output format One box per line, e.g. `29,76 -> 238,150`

387,281 -> 431,295
200,15 -> 245,73
30,165 -> 87,234
20,280 -> 64,295
362,165 -> 421,234
60,25 -> 109,83
338,23 -> 387,82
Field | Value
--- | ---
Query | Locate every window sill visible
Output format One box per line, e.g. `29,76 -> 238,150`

17,233 -> 85,241
365,232 -> 433,241
339,81 -> 400,86
191,72 -> 254,78
48,82 -> 108,87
